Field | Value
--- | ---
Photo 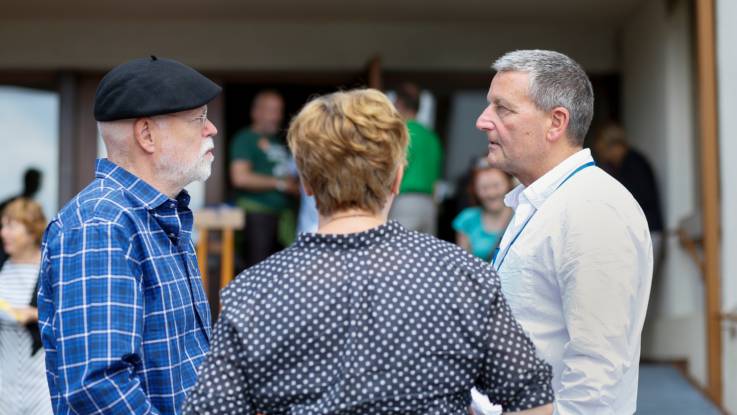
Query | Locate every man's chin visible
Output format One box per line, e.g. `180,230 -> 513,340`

193,169 -> 212,183
485,154 -> 502,168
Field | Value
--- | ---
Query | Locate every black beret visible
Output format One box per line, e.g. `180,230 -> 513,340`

94,56 -> 222,121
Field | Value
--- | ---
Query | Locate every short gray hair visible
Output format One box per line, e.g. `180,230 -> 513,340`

492,49 -> 594,145
97,120 -> 133,162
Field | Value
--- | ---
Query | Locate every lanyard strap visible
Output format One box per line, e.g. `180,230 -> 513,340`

491,161 -> 595,271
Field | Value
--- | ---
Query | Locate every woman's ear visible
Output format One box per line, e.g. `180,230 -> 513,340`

300,175 -> 314,197
390,166 -> 405,195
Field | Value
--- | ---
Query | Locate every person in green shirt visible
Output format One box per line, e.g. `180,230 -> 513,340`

389,83 -> 443,235
229,90 -> 299,267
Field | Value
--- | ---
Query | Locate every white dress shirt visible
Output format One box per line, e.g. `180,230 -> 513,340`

494,148 -> 653,415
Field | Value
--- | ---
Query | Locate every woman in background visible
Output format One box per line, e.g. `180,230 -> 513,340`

453,159 -> 514,261
0,198 -> 51,415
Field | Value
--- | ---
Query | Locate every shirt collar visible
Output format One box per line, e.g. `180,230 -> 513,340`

296,220 -> 405,250
95,158 -> 189,211
504,148 -> 594,210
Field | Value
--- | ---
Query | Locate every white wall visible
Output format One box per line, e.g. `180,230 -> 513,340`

622,0 -> 705,385
0,19 -> 618,72
716,0 -> 737,412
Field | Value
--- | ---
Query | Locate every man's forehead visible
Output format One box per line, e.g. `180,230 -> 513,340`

488,71 -> 530,101
255,93 -> 284,107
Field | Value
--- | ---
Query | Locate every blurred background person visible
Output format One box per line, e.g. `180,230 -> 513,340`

229,90 -> 299,268
184,89 -> 553,415
389,83 -> 443,235
0,198 -> 51,415
0,168 -> 42,267
453,159 -> 514,261
289,159 -> 319,235
592,122 -> 664,269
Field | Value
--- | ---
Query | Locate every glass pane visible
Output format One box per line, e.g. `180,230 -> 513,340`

0,86 -> 59,219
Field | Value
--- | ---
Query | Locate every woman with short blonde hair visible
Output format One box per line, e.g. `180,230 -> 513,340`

287,88 -> 408,219
0,198 -> 52,414
185,89 -> 554,415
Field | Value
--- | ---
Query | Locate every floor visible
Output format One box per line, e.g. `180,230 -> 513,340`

637,364 -> 723,414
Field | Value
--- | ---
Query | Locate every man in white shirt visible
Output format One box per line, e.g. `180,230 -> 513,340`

476,49 -> 653,414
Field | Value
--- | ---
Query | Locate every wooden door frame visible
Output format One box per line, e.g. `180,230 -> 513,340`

695,0 -> 722,405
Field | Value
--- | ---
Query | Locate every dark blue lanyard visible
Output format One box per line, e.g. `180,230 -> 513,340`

491,161 -> 595,271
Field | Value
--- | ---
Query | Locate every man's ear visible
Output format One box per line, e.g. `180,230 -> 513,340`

547,106 -> 571,144
133,118 -> 157,154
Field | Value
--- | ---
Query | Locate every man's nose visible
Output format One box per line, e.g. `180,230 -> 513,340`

476,107 -> 495,132
205,119 -> 218,137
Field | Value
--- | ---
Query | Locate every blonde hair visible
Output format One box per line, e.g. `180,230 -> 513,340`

2,198 -> 47,246
287,89 -> 409,216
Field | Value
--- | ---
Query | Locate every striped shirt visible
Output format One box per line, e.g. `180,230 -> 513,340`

0,260 -> 52,415
38,158 -> 212,415
0,261 -> 38,307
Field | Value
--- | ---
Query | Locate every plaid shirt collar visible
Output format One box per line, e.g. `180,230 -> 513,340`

95,158 -> 193,242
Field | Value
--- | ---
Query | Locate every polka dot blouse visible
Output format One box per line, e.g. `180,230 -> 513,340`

184,221 -> 553,414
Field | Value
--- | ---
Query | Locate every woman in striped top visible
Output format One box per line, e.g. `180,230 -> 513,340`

0,198 -> 51,415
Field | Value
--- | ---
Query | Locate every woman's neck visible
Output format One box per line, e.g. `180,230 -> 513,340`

317,209 -> 387,235
482,207 -> 512,230
11,247 -> 41,264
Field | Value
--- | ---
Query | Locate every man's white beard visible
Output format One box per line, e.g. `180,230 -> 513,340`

158,138 -> 214,188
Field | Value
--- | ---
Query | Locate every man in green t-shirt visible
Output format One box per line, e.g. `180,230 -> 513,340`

229,90 -> 299,267
389,83 -> 443,235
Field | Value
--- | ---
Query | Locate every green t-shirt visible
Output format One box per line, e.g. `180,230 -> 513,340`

229,128 -> 293,212
399,120 -> 443,195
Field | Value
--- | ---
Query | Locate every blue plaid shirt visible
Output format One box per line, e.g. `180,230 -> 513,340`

38,159 -> 212,414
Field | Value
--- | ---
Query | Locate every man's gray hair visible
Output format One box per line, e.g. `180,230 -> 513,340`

493,50 -> 594,145
97,120 -> 133,162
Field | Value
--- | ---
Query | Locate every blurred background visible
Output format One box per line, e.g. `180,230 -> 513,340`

0,0 -> 735,413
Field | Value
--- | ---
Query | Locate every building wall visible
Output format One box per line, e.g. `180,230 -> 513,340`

0,20 -> 618,72
716,0 -> 737,412
622,0 -> 705,385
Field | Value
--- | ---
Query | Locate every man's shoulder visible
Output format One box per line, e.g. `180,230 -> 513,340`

53,178 -> 141,234
559,167 -> 649,229
584,167 -> 641,202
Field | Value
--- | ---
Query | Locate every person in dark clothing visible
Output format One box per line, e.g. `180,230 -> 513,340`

593,122 -> 665,263
0,168 -> 43,267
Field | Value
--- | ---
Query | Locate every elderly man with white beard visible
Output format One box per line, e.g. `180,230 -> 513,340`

37,56 -> 221,415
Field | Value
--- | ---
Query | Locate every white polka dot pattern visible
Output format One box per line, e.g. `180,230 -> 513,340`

184,221 -> 553,414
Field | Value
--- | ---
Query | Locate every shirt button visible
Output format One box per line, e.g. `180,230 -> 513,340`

169,202 -> 176,208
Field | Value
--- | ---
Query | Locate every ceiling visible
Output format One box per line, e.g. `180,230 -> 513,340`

2,0 -> 644,24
